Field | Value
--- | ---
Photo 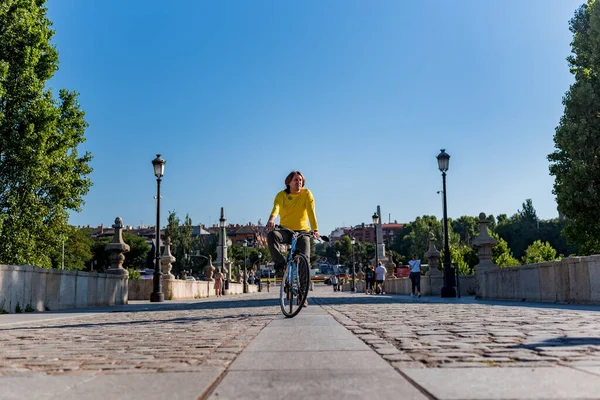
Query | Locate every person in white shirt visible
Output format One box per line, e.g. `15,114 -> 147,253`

375,262 -> 387,295
331,274 -> 339,292
408,254 -> 422,298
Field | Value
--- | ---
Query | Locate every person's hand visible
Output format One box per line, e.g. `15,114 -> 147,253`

313,230 -> 320,239
266,219 -> 275,231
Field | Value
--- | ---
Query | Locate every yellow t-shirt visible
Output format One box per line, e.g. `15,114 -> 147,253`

270,188 -> 318,231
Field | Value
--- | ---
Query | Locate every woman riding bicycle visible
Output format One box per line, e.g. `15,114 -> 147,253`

266,171 -> 320,304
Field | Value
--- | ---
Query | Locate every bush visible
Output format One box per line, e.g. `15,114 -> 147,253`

127,268 -> 141,280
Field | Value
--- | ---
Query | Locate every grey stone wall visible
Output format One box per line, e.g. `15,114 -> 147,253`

0,265 -> 128,313
476,255 -> 600,304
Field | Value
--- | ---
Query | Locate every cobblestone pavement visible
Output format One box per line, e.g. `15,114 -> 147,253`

0,292 -> 280,377
312,286 -> 600,370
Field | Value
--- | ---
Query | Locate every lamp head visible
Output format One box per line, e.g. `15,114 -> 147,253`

372,212 -> 379,225
436,149 -> 450,172
219,207 -> 226,227
152,154 -> 166,178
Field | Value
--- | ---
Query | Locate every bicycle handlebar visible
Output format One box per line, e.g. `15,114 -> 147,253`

274,225 -> 329,242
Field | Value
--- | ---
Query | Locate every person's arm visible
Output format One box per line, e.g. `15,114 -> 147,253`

305,190 -> 320,238
267,192 -> 283,231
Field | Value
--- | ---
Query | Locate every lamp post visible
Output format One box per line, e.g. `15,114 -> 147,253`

351,237 -> 356,291
150,154 -> 166,303
243,240 -> 248,293
336,250 -> 340,272
372,212 -> 379,270
437,149 -> 456,298
220,210 -> 228,295
255,252 -> 262,291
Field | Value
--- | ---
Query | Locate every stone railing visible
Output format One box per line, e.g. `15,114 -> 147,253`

128,279 -> 259,301
340,275 -> 477,296
0,265 -> 128,313
476,255 -> 600,304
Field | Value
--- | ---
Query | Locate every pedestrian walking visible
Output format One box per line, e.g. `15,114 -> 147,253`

375,262 -> 386,294
365,265 -> 375,294
214,269 -> 224,297
408,254 -> 421,298
331,274 -> 339,292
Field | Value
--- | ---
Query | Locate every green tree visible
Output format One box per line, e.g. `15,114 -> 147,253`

391,215 -> 447,260
122,233 -> 150,269
491,232 -> 520,267
450,243 -> 478,275
495,199 -> 541,259
548,1 -> 600,254
91,237 -> 110,272
450,216 -> 479,245
49,226 -> 93,270
522,240 -> 559,264
0,0 -> 93,267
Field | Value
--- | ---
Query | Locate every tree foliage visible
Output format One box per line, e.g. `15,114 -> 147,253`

548,1 -> 600,254
0,0 -> 92,267
491,232 -> 520,267
49,226 -> 93,270
522,240 -> 559,265
122,233 -> 150,269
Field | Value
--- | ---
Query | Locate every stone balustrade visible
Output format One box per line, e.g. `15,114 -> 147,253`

477,255 -> 600,303
128,279 -> 259,301
341,275 -> 477,296
0,265 -> 128,313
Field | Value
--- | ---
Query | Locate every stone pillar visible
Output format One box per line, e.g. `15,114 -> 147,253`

105,217 -> 130,277
472,212 -> 498,272
203,255 -> 215,281
386,251 -> 397,278
424,232 -> 442,276
161,237 -> 176,280
357,263 -> 364,281
375,205 -> 388,263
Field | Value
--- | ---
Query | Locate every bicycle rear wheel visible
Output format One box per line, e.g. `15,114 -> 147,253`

280,253 -> 310,318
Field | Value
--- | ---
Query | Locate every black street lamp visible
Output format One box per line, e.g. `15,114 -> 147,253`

220,209 -> 228,294
351,237 -> 356,291
372,212 -> 379,270
437,148 -> 456,298
243,240 -> 248,293
150,154 -> 166,303
255,252 -> 263,292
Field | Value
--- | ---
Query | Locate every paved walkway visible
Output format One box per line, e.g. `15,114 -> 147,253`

1,285 -> 599,399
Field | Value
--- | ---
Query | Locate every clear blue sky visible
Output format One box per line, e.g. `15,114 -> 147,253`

47,0 -> 582,235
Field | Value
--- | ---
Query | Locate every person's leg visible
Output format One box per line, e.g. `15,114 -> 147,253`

294,233 -> 311,305
416,272 -> 421,297
410,273 -> 416,296
268,230 -> 291,270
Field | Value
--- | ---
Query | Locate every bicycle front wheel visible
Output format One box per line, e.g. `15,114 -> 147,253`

280,253 -> 310,318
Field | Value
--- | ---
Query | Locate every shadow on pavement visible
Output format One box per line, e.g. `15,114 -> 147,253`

511,337 -> 600,348
0,311 -> 278,331
311,293 -> 600,312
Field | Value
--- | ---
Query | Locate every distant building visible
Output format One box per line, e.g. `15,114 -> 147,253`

329,222 -> 404,245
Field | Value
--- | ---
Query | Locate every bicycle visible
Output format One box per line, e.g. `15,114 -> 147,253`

276,226 -> 328,318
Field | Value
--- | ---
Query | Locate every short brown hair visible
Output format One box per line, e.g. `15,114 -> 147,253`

284,171 -> 305,194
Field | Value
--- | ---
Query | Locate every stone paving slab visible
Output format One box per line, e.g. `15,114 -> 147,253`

229,350 -> 386,371
401,366 -> 600,400
211,370 -> 427,400
211,303 -> 427,399
0,371 -> 223,400
572,366 -> 600,376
